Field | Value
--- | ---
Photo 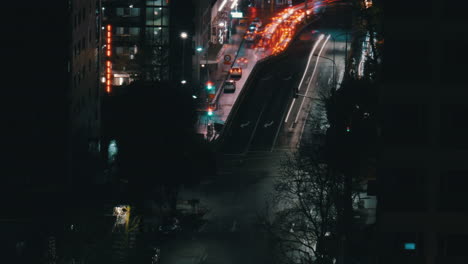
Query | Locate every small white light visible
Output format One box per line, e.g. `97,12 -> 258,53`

101,77 -> 106,83
180,32 -> 188,39
129,4 -> 133,8
102,26 -> 105,30
102,7 -> 105,10
181,80 -> 187,84
219,22 -> 225,27
201,64 -> 205,67
192,95 -> 197,99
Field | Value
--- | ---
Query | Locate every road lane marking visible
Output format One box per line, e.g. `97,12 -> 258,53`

264,121 -> 274,128
245,102 -> 268,154
230,220 -> 237,232
240,121 -> 251,128
284,34 -> 325,123
294,34 -> 330,124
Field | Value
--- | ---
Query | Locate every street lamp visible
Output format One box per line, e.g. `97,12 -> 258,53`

180,32 -> 188,83
314,54 -> 336,90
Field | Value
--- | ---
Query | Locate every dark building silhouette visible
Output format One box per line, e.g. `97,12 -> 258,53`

2,0 -> 103,262
376,0 -> 468,263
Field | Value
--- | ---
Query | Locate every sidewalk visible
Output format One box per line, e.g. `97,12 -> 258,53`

195,8 -> 279,141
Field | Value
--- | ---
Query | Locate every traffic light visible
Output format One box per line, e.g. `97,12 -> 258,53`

207,108 -> 213,116
206,81 -> 214,90
346,126 -> 351,133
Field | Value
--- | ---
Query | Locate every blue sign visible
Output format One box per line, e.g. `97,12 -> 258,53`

404,243 -> 416,250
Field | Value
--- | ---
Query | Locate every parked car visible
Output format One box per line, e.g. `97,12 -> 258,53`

245,32 -> 255,42
252,17 -> 262,27
236,57 -> 248,68
247,23 -> 257,33
229,67 -> 242,80
223,80 -> 236,93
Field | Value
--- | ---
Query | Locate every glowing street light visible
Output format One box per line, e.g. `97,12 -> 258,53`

180,32 -> 188,82
181,80 -> 187,84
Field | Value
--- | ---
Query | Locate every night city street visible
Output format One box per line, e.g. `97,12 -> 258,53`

6,0 -> 468,264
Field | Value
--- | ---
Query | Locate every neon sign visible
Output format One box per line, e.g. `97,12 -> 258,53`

106,25 -> 112,93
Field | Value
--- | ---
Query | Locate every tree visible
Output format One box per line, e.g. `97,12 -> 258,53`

259,149 -> 346,264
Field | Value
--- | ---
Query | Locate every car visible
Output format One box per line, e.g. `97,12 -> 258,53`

229,67 -> 242,80
223,80 -> 236,93
255,25 -> 265,35
244,32 -> 255,42
252,17 -> 262,27
236,57 -> 248,68
247,23 -> 257,33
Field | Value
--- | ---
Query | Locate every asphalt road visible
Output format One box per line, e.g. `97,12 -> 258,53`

219,26 -> 315,154
220,2 -> 352,154
160,3 -> 353,264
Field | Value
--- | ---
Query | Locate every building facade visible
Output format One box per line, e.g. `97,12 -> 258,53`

69,0 -> 103,185
101,0 -> 195,90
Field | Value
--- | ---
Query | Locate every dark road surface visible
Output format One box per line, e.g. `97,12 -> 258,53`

162,3 -> 353,264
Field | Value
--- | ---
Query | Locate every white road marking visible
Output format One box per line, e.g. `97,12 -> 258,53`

284,98 -> 296,123
264,121 -> 274,128
240,121 -> 251,128
230,220 -> 237,232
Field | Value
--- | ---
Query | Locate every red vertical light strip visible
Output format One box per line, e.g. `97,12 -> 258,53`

106,25 -> 112,93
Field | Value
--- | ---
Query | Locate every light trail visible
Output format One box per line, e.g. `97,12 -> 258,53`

294,34 -> 330,124
284,34 -> 324,123
218,0 -> 228,11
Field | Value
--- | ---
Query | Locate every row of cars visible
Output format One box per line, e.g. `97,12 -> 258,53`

244,17 -> 263,43
222,18 -> 261,94
224,66 -> 242,93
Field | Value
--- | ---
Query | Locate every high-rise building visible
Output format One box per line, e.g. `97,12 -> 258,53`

376,0 -> 468,263
2,0 -> 103,261
100,0 -> 195,92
